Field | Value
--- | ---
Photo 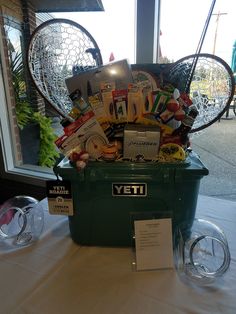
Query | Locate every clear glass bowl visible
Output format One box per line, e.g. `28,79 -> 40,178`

174,218 -> 231,285
0,196 -> 44,246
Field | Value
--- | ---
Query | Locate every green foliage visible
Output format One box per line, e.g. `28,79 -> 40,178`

15,100 -> 32,130
10,51 -> 59,168
10,51 -> 25,98
32,112 -> 60,168
9,51 -> 31,129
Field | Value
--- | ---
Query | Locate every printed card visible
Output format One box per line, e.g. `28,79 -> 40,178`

134,218 -> 173,271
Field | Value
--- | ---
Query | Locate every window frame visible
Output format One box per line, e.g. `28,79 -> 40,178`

0,0 -> 161,185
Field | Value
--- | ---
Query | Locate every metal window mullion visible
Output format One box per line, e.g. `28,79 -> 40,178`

153,0 -> 161,63
135,0 -> 161,63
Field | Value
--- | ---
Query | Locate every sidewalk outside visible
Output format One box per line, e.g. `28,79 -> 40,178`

191,109 -> 236,201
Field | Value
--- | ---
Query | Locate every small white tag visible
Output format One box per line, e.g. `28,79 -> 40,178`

47,197 -> 74,216
134,218 -> 173,271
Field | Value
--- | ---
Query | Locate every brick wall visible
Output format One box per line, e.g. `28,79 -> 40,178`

20,0 -> 45,113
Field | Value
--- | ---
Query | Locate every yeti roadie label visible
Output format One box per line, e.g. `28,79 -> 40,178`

112,183 -> 147,197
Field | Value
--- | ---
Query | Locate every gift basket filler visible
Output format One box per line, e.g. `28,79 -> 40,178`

27,18 -> 235,246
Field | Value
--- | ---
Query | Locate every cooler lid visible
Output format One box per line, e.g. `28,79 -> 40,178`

54,152 -> 208,182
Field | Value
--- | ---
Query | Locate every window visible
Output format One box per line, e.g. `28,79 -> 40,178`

0,0 -> 160,184
1,0 -> 235,203
53,0 -> 136,64
1,0 -> 235,185
159,0 -> 236,65
0,12 -> 58,184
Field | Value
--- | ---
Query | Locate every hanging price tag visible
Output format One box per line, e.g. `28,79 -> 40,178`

46,180 -> 74,216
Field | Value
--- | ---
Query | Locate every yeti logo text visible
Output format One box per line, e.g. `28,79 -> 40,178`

112,183 -> 147,197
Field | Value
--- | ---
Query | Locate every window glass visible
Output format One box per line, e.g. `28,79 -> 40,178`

4,22 -> 28,128
52,0 -> 136,64
1,15 -> 61,175
10,0 -> 235,180
0,0 -> 155,182
160,0 -> 236,65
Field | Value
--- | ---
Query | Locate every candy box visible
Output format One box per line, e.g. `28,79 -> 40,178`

123,124 -> 161,160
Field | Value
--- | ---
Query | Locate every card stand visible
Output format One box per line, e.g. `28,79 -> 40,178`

130,211 -> 173,272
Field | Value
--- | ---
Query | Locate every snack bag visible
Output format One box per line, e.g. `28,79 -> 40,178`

141,84 -> 153,114
112,89 -> 128,123
88,93 -> 113,138
151,90 -> 172,114
127,84 -> 143,122
100,82 -> 116,121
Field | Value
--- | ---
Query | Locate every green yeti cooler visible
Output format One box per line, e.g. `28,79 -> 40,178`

54,152 -> 208,246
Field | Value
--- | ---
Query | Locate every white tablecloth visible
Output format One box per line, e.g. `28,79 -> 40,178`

1,196 -> 236,314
